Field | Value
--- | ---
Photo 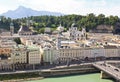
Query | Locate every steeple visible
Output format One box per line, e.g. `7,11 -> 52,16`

82,27 -> 87,40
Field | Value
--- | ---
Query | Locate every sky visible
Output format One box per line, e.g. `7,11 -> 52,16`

0,0 -> 120,16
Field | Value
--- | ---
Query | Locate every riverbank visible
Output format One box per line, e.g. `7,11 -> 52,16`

0,63 -> 99,81
3,77 -> 44,82
27,73 -> 114,82
0,72 -> 44,81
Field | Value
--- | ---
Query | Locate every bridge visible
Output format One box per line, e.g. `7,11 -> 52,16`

93,62 -> 120,82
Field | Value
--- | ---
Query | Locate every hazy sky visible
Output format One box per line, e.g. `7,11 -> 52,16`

0,0 -> 120,16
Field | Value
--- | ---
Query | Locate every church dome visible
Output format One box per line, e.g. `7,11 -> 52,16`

71,23 -> 77,27
57,24 -> 64,32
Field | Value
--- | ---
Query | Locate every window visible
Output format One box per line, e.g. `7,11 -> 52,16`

15,53 -> 19,56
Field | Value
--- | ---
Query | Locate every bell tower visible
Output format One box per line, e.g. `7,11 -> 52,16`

82,27 -> 86,40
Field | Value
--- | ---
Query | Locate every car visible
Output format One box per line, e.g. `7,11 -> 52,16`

114,68 -> 119,71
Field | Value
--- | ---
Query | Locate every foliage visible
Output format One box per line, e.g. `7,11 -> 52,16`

0,13 -> 119,33
14,38 -> 21,44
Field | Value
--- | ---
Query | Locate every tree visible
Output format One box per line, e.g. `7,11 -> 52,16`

14,38 -> 21,44
0,14 -> 120,33
97,14 -> 105,24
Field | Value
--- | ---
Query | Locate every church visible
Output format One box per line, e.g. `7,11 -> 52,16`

18,19 -> 35,36
69,23 -> 86,41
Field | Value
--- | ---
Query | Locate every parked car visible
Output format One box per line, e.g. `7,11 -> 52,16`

114,68 -> 119,71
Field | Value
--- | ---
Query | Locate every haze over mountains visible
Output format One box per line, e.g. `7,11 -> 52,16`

1,6 -> 64,19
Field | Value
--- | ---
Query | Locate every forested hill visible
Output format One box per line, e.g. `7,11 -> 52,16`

0,13 -> 120,33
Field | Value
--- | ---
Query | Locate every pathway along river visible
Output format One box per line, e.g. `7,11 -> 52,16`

27,73 -> 114,82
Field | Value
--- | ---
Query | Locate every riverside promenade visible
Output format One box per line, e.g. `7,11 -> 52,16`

0,61 -> 120,81
0,63 -> 97,75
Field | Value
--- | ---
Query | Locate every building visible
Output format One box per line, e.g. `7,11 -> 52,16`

69,23 -> 86,41
58,48 -> 93,62
58,45 -> 120,62
26,40 -> 33,46
43,48 -> 58,64
0,58 -> 13,71
18,25 -> 33,36
11,45 -> 27,64
27,45 -> 41,65
0,39 -> 16,47
57,24 -> 64,33
0,47 -> 12,56
90,25 -> 113,33
0,29 -> 11,36
18,18 -> 35,36
104,45 -> 119,58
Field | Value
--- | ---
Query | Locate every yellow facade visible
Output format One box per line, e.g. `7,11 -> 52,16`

11,50 -> 27,64
28,50 -> 41,64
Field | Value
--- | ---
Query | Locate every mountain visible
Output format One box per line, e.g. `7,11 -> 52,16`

1,6 -> 64,19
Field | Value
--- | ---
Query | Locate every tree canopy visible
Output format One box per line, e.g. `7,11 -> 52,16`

0,13 -> 119,33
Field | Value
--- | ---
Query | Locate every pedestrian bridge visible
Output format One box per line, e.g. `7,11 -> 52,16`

93,63 -> 120,82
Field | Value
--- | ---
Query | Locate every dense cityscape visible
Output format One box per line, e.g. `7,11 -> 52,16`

0,18 -> 120,81
0,0 -> 120,82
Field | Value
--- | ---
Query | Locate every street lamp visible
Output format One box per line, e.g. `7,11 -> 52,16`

104,56 -> 106,64
67,57 -> 70,67
94,53 -> 97,62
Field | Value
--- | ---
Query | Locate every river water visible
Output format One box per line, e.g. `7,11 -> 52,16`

28,73 -> 114,82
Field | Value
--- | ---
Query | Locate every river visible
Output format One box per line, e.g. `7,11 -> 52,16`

27,73 -> 114,82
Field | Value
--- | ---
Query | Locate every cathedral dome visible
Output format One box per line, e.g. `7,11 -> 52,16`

71,23 -> 77,27
57,24 -> 64,32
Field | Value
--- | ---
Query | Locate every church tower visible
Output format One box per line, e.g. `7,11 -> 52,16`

69,23 -> 78,40
10,22 -> 14,36
56,32 -> 61,49
82,27 -> 87,40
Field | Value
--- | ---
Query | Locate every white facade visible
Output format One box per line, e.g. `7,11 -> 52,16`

104,48 -> 118,57
69,23 -> 86,41
91,48 -> 105,57
43,48 -> 58,64
58,48 -> 120,61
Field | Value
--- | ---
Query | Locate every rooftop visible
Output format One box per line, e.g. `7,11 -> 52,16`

18,25 -> 32,33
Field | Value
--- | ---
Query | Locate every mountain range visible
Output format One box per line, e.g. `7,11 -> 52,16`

1,6 -> 64,19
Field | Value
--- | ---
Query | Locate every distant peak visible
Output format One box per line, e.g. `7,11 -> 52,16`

17,6 -> 29,10
1,6 -> 64,19
18,6 -> 26,9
